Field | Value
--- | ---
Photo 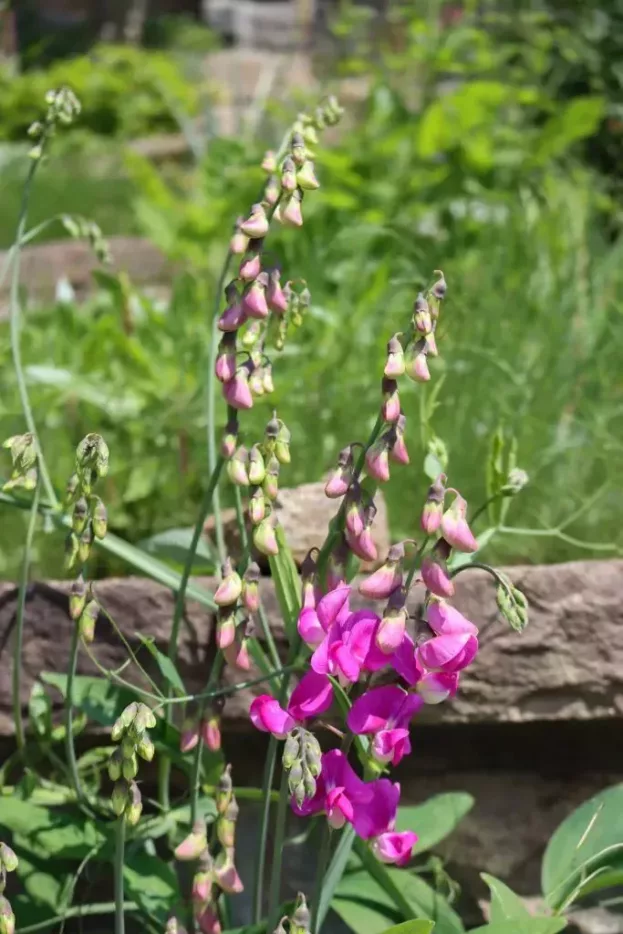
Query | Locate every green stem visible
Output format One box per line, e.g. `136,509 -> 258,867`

311,824 -> 333,934
253,733 -> 278,924
65,621 -> 83,801
13,483 -> 40,748
190,652 -> 224,825
114,818 -> 126,934
404,537 -> 429,591
15,902 -> 139,934
315,825 -> 356,931
9,156 -> 57,508
159,453 -> 226,810
266,766 -> 290,934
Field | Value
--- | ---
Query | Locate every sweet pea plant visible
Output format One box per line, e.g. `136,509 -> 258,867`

2,86 -> 594,934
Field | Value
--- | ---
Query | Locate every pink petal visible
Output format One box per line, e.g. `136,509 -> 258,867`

421,558 -> 455,598
347,685 -> 411,734
427,600 -> 478,636
372,728 -> 411,766
297,607 -> 325,647
329,641 -> 361,683
392,635 -> 423,686
249,696 -> 295,738
359,566 -> 403,600
288,671 -> 333,721
373,830 -> 418,866
417,671 -> 459,704
418,633 -> 478,673
316,585 -> 351,630
353,779 -> 401,839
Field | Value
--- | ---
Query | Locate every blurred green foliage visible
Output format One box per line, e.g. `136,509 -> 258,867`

1,5 -> 622,577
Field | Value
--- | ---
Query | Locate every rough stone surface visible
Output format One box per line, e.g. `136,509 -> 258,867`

204,481 -> 390,571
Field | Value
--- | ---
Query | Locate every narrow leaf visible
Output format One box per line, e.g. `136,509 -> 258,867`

318,824 -> 357,929
136,634 -> 186,694
381,923 -> 434,934
268,524 -> 301,645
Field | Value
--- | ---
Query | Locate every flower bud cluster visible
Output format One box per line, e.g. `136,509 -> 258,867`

0,843 -> 18,934
273,892 -> 312,934
28,87 -> 81,160
2,433 -> 37,492
174,765 -> 243,934
181,697 -> 224,756
209,555 -> 255,669
109,702 -> 156,825
282,727 -> 322,807
64,434 -> 110,643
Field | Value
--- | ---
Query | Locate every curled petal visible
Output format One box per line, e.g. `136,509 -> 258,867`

421,557 -> 454,598
288,671 -> 333,721
418,632 -> 478,673
392,634 -> 423,686
316,585 -> 351,630
249,695 -> 295,738
372,728 -> 411,766
297,606 -> 325,647
372,830 -> 418,866
353,778 -> 401,840
417,670 -> 459,704
427,600 -> 478,636
347,685 -> 422,734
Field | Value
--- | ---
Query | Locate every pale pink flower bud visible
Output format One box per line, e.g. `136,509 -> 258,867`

262,364 -> 274,394
264,174 -> 280,206
365,441 -> 390,483
267,269 -> 288,314
376,588 -> 407,653
218,282 -> 247,332
214,333 -> 237,383
425,330 -> 438,357
223,368 -> 253,410
281,191 -> 304,227
240,203 -> 269,239
406,341 -> 430,382
239,250 -> 262,282
381,376 -> 401,423
241,274 -> 269,320
229,222 -> 249,255
201,714 -> 221,752
420,474 -> 446,534
359,542 -> 404,599
441,493 -> 478,553
214,848 -> 244,893
261,150 -> 277,173
431,269 -> 447,302
248,444 -> 266,485
0,897 -> 15,934
192,869 -> 213,905
281,155 -> 298,192
291,132 -> 307,167
196,903 -> 221,934
413,292 -> 432,334
220,418 -> 239,459
180,719 -> 200,753
390,414 -> 409,465
297,159 -> 320,190
346,525 -> 377,562
216,609 -> 236,649
214,557 -> 242,607
421,539 -> 454,598
223,636 -> 251,672
249,487 -> 266,525
253,516 -> 279,556
216,796 -> 239,849
175,820 -> 208,861
417,670 -> 458,704
384,334 -> 405,377
345,493 -> 365,537
262,456 -> 280,501
325,446 -> 353,498
242,562 -> 260,612
227,444 -> 250,486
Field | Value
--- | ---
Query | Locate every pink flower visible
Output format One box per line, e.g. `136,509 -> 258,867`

293,749 -> 370,829
352,778 -> 400,840
223,369 -> 253,410
267,271 -> 288,314
417,670 -> 459,704
372,831 -> 418,867
297,584 -> 351,648
239,253 -> 261,281
347,685 -> 422,766
242,279 -> 269,319
180,721 -> 199,753
421,555 -> 454,598
427,599 -> 478,636
250,671 -> 333,739
201,715 -> 221,752
214,848 -> 243,893
393,634 -> 424,686
196,905 -> 221,934
345,526 -> 378,562
417,631 -> 478,673
365,442 -> 390,483
359,562 -> 402,600
311,609 -> 381,685
441,493 -> 478,553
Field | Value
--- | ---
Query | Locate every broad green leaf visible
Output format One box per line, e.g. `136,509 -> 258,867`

136,633 -> 186,694
334,867 -> 401,934
268,524 -> 301,645
41,672 -> 136,726
0,798 -> 106,860
481,874 -> 530,923
469,919 -> 566,934
138,526 -> 215,571
381,923 -> 435,934
424,452 -> 444,481
397,793 -> 475,853
14,852 -> 68,911
541,783 -> 623,910
124,851 -> 179,920
28,681 -> 52,739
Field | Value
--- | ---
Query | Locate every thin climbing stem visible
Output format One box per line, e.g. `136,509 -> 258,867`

13,482 -> 40,749
311,823 -> 333,934
15,902 -> 139,934
114,818 -> 126,934
65,622 -> 83,802
253,733 -> 278,924
266,766 -> 290,934
190,652 -> 224,825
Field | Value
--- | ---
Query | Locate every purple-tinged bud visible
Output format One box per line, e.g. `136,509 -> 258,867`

249,487 -> 266,525
69,573 -> 87,620
111,780 -> 129,816
421,474 -> 446,534
441,493 -> 478,553
390,414 -> 409,465
201,714 -> 221,752
262,457 -> 280,501
216,608 -> 236,649
405,341 -> 430,382
248,445 -> 266,485
345,490 -> 365,537
218,283 -> 246,331
108,747 -> 123,780
242,563 -> 261,612
122,752 -> 139,781
384,334 -> 405,377
281,156 -> 298,192
253,516 -> 279,556
281,191 -> 304,228
345,525 -> 377,563
215,333 -> 237,383
381,377 -> 401,423
291,893 -> 311,934
91,496 -> 107,539
216,764 -> 233,814
214,848 -> 244,894
79,599 -> 99,644
214,557 -> 242,607
192,869 -> 213,906
417,670 -> 458,705
359,542 -> 405,599
240,203 -> 269,239
275,422 -> 291,465
376,588 -> 408,654
267,269 -> 288,315
261,150 -> 277,173
283,731 -> 300,769
77,525 -> 93,565
430,269 -> 447,302
242,275 -> 269,320
137,735 -> 155,762
413,292 -> 432,334
262,365 -> 275,394
0,896 -> 15,934
72,495 -> 88,534
217,796 -> 239,848
180,719 -> 199,753
365,440 -> 390,483
227,445 -> 250,486
223,368 -> 253,410
291,132 -> 307,167
421,539 -> 454,598
0,844 -> 18,873
221,419 -> 238,459
175,820 -> 208,861
297,160 -> 320,190
196,902 -> 221,934
229,220 -> 249,255
325,446 -> 353,498
264,174 -> 280,206
239,249 -> 262,282
223,634 -> 251,672
125,781 -> 143,826
425,330 -> 438,357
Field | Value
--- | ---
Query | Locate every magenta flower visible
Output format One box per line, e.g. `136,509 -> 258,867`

297,584 -> 351,648
352,777 -> 400,839
372,831 -> 418,866
421,554 -> 454,598
250,671 -> 333,739
347,685 -> 422,766
417,631 -> 478,673
311,609 -> 381,685
293,749 -> 369,829
393,634 -> 424,686
440,493 -> 478,553
345,526 -> 378,562
365,442 -> 390,483
417,670 -> 459,704
223,369 -> 253,410
427,599 -> 478,636
241,278 -> 269,320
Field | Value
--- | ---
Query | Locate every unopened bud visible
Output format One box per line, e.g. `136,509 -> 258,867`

264,174 -> 280,206
291,132 -> 307,167
201,714 -> 222,752
122,752 -> 139,781
221,418 -> 239,459
77,524 -> 93,565
297,160 -> 320,190
133,703 -> 156,734
496,579 -> 529,632
111,780 -> 129,816
413,292 -> 432,334
384,334 -> 405,377
239,248 -> 262,282
248,445 -> 266,485
108,747 -> 123,781
421,474 -> 446,535
175,820 -> 208,861
376,588 -> 408,654
239,203 -> 269,239
76,433 -> 109,478
137,736 -> 155,762
216,764 -> 233,814
430,269 -> 447,302
214,557 -> 242,607
267,270 -> 288,315
79,598 -> 99,644
242,275 -> 269,320
253,516 -> 279,557
365,438 -> 390,483
227,445 -> 250,486
69,574 -> 88,620
216,608 -> 236,650
283,731 -> 300,769
241,319 -> 262,350
0,844 -> 17,874
0,896 -> 15,934
381,377 -> 401,423
279,190 -> 304,228
71,496 -> 89,534
275,423 -> 291,465
281,155 -> 298,191
217,795 -> 239,848
111,702 -> 138,741
249,486 -> 266,526
64,532 -> 80,571
125,780 -> 142,826
405,341 -> 430,383
291,893 -> 311,934
261,150 -> 277,173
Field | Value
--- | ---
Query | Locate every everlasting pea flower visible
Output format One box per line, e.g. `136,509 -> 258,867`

420,474 -> 446,535
347,685 -> 423,766
440,493 -> 478,553
196,904 -> 221,934
297,583 -> 351,648
311,608 -> 382,685
372,831 -> 418,867
421,554 -> 454,598
250,671 -> 333,739
214,847 -> 243,893
417,630 -> 478,673
223,368 -> 253,410
427,598 -> 478,636
292,749 -> 371,829
358,543 -> 404,600
417,670 -> 459,704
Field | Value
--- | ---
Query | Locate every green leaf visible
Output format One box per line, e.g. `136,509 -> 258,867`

136,634 -> 186,694
541,783 -> 623,911
124,850 -> 179,921
397,793 -> 475,853
381,923 -> 435,934
13,852 -> 69,911
28,681 -> 52,739
319,824 -> 357,929
424,452 -> 444,481
0,798 -> 106,860
41,672 -> 136,726
469,920 -> 566,934
481,874 -> 530,923
138,526 -> 215,571
268,524 -> 301,645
